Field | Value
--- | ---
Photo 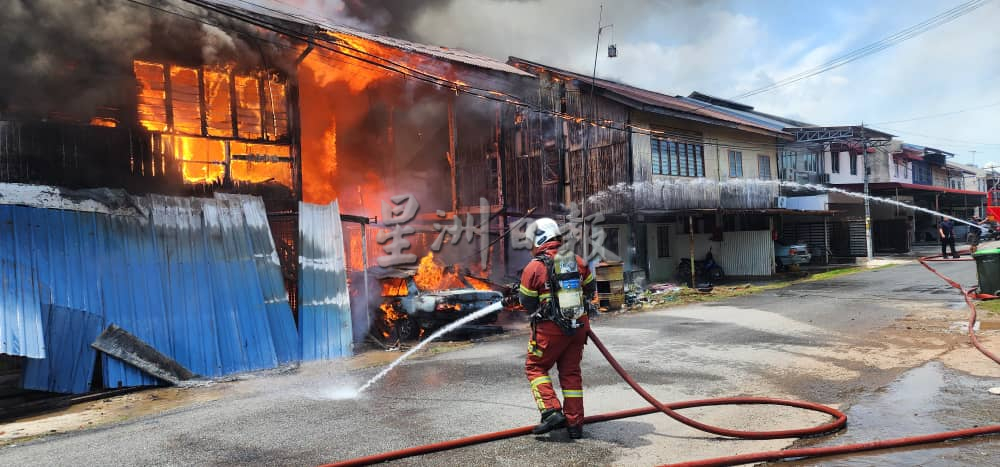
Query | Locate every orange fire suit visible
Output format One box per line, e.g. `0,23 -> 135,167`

518,240 -> 596,427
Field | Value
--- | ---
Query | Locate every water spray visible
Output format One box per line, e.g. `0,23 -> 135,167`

355,302 -> 503,394
586,178 -> 982,230
782,181 -> 982,229
325,179 -> 998,464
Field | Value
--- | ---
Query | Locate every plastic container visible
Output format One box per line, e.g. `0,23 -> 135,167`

973,248 -> 1000,296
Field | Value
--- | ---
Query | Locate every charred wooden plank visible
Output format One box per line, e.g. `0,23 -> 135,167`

91,325 -> 197,385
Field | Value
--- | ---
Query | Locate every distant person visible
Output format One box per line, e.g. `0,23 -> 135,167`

938,218 -> 958,258
967,217 -> 987,254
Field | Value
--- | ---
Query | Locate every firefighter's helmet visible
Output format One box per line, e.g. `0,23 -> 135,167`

533,217 -> 561,248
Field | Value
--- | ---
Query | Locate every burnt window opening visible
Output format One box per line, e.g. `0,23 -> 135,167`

133,60 -> 292,187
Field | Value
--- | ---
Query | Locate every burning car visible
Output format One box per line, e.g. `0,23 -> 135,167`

370,253 -> 503,342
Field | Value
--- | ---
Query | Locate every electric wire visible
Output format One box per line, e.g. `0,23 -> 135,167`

124,0 -> 819,154
731,0 -> 991,100
128,1 -> 990,157
877,126 -> 1000,147
870,100 -> 1000,125
682,0 -> 992,114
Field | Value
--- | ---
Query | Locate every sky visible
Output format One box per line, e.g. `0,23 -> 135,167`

296,0 -> 1000,167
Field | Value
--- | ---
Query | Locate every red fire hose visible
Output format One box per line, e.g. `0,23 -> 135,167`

323,257 -> 1000,467
918,254 -> 1000,364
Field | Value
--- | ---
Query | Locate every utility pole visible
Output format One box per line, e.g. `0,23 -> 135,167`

583,5 -> 613,262
862,124 -> 873,260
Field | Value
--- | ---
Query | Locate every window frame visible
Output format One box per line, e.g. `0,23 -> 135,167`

728,150 -> 743,177
651,138 -> 705,177
758,155 -> 771,179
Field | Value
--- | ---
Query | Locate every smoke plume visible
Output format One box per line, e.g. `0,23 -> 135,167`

0,0 -> 296,120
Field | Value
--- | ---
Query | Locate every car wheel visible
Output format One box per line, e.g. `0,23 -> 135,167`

395,315 -> 419,341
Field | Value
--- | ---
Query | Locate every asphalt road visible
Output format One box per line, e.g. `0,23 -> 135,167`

1,261 -> 997,466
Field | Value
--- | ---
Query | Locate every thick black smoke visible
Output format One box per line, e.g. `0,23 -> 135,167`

0,0 -> 295,121
339,0 -> 451,39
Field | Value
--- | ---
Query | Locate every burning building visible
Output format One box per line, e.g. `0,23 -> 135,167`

0,0 -> 542,395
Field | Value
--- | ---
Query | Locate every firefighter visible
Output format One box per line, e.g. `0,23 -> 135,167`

518,217 -> 597,439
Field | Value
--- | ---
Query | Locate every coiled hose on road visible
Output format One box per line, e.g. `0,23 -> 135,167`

323,256 -> 1000,467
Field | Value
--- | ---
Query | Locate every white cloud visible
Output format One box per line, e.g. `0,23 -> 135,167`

402,0 -> 1000,163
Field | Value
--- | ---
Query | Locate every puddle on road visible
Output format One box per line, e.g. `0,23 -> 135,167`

789,361 -> 999,466
979,321 -> 1000,331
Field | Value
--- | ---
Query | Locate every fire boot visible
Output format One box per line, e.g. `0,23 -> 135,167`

567,425 -> 583,439
532,409 -> 567,434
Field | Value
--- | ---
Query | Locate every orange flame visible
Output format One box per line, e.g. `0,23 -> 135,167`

89,117 -> 117,128
378,302 -> 408,339
381,278 -> 409,297
414,252 -> 445,291
465,276 -> 493,291
412,252 -> 484,291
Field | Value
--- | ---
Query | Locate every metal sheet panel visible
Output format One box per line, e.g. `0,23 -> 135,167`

22,208 -> 111,393
2,184 -> 302,393
719,230 -> 774,277
104,200 -> 171,388
221,195 -> 300,364
204,198 -> 278,373
22,305 -> 103,394
0,205 -> 45,358
299,201 -> 353,360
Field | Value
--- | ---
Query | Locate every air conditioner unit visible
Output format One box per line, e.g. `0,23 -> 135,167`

776,196 -> 788,209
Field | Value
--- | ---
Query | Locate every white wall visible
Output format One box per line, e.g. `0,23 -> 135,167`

646,223 -> 673,282
889,160 -> 913,183
827,150 -> 863,184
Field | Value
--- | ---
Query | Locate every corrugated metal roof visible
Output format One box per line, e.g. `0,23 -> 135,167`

299,201 -> 353,360
678,96 -> 805,133
203,0 -> 533,77
508,57 -> 792,138
1,184 -> 300,393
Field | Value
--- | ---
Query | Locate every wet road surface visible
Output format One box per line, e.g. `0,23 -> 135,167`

0,262 -> 997,466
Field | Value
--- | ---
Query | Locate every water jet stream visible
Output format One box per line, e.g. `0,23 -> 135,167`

356,302 -> 503,394
780,181 -> 981,229
585,178 -> 981,230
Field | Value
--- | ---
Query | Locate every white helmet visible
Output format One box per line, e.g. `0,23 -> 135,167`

532,217 -> 561,248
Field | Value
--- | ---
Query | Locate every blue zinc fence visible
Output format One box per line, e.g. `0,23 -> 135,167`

299,201 -> 353,360
0,184 -> 351,393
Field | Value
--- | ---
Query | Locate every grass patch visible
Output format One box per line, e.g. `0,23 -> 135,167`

636,264 -> 899,310
801,264 -> 897,282
976,299 -> 1000,316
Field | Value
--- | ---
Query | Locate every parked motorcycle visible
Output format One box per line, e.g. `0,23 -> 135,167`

676,249 -> 725,286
